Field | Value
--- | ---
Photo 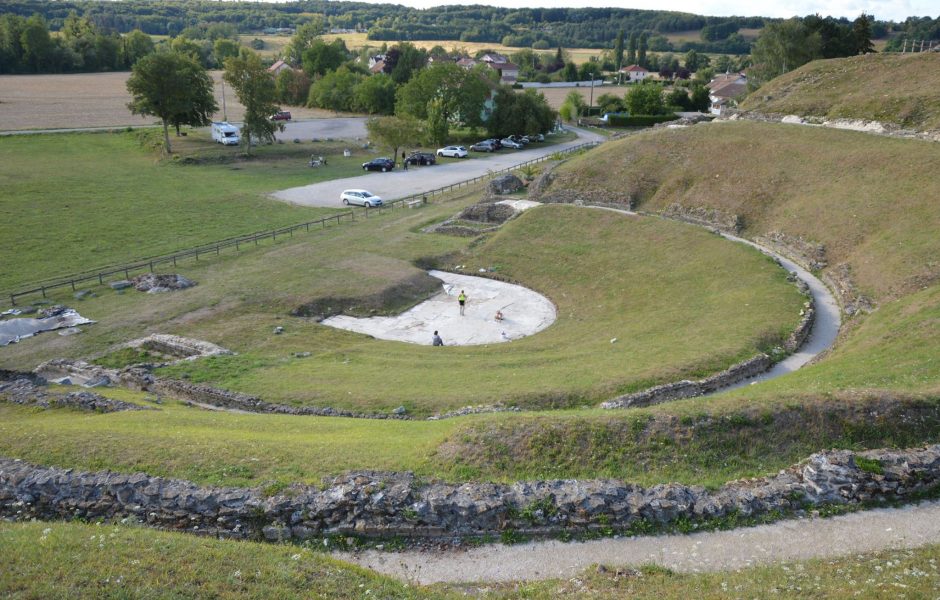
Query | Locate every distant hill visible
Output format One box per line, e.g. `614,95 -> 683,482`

741,52 -> 940,131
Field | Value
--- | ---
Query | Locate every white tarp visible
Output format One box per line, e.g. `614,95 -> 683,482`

322,270 -> 556,346
0,309 -> 95,346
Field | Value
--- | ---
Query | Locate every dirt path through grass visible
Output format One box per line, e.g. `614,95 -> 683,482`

339,501 -> 940,584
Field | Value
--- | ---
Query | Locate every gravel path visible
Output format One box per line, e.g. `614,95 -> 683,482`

270,127 -> 605,208
719,231 -> 841,388
338,501 -> 940,584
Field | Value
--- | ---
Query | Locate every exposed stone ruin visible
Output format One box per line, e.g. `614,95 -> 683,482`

2,445 -> 938,542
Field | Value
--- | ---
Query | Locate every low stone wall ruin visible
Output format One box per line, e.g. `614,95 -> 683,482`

0,378 -> 151,413
659,203 -> 743,234
602,292 -> 814,410
152,379 -> 412,420
601,354 -> 773,409
2,445 -> 938,541
755,231 -> 828,272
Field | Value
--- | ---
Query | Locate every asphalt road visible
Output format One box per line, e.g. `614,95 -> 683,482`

270,127 -> 605,207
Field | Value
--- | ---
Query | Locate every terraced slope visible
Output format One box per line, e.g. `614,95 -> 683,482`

740,52 -> 940,131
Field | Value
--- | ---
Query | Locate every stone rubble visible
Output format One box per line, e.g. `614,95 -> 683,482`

131,273 -> 196,293
0,378 -> 151,413
1,445 -> 938,542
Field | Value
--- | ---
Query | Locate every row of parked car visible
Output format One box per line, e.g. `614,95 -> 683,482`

469,134 -> 545,153
361,133 -> 547,172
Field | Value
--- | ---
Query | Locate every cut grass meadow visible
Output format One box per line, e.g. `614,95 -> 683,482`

0,130 -> 348,291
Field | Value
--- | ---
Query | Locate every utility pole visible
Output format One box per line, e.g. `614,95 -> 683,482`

589,72 -> 595,112
221,78 -> 228,122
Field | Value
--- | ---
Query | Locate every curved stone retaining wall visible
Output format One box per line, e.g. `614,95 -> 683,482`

602,293 -> 814,410
152,379 -> 412,420
2,445 -> 938,541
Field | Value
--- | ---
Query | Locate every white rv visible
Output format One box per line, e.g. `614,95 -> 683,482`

211,122 -> 240,145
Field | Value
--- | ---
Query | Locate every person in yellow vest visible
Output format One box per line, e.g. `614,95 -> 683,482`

458,290 -> 467,315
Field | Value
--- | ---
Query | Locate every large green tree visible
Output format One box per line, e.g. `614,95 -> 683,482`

354,73 -> 397,115
614,29 -> 625,70
625,83 -> 666,115
123,29 -> 155,66
224,50 -> 283,155
126,51 -> 217,154
852,13 -> 875,55
395,62 -> 490,132
301,38 -> 347,77
486,87 -> 555,138
365,115 -> 423,166
750,18 -> 822,87
20,14 -> 53,72
283,18 -> 324,66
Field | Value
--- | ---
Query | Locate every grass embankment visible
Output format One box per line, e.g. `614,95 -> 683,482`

3,521 -> 940,598
741,52 -> 940,131
4,203 -> 800,415
2,388 -> 937,488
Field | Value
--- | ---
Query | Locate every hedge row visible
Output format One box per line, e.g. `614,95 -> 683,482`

607,114 -> 680,126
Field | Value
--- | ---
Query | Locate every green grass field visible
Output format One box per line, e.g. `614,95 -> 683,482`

0,131 -> 363,291
3,520 -> 939,599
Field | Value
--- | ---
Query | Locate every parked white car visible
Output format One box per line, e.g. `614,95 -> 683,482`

436,145 -> 468,158
340,189 -> 383,207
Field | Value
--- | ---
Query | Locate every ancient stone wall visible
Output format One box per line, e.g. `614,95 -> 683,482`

2,445 -> 938,541
755,231 -> 828,271
659,203 -> 743,234
603,293 -> 814,410
0,378 -> 150,413
152,379 -> 410,420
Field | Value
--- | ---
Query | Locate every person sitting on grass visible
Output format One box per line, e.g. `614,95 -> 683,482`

432,330 -> 444,346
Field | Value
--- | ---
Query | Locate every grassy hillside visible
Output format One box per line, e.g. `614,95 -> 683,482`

549,121 -> 940,302
741,53 -> 940,131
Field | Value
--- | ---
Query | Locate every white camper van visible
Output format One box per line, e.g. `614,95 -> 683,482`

211,122 -> 240,146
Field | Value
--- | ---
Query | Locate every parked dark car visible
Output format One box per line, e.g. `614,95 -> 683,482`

509,135 -> 529,145
271,111 -> 292,121
362,157 -> 395,172
484,138 -> 503,150
405,151 -> 436,166
470,141 -> 496,152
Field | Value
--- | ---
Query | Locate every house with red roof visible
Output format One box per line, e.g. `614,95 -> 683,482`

620,64 -> 649,83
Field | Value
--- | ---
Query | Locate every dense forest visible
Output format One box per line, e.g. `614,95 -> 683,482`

1,0 -> 937,76
2,1 -> 766,50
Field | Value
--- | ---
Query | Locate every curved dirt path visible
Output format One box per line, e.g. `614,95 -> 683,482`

270,127 -> 605,208
338,500 -> 940,584
719,231 -> 841,389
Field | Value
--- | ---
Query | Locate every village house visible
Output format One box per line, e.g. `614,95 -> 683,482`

707,73 -> 748,115
620,64 -> 649,82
